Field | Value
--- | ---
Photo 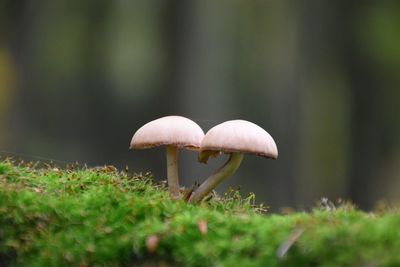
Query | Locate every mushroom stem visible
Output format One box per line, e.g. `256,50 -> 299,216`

189,152 -> 244,203
166,145 -> 180,200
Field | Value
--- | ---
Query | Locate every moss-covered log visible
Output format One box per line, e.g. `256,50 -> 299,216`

0,160 -> 399,266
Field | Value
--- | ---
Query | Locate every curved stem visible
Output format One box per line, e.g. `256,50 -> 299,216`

189,152 -> 244,203
166,145 -> 180,200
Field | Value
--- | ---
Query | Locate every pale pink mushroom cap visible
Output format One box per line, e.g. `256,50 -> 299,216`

200,120 -> 278,159
130,116 -> 204,150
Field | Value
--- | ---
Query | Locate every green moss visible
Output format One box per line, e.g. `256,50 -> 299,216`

0,159 -> 399,266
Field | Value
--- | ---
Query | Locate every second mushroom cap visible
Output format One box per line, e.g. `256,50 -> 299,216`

199,119 -> 278,163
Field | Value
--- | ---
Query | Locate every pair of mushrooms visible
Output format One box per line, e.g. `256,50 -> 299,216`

130,116 -> 278,203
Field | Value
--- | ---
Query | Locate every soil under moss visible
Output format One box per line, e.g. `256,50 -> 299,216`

0,159 -> 399,267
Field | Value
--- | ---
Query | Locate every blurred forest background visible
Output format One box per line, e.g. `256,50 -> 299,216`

1,1 -> 400,211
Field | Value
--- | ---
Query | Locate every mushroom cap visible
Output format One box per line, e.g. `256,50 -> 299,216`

130,116 -> 205,150
199,120 -> 278,161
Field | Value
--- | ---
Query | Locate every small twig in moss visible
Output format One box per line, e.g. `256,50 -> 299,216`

277,227 -> 305,259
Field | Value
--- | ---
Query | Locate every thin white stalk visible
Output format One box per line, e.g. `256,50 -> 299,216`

166,145 -> 180,200
189,152 -> 244,203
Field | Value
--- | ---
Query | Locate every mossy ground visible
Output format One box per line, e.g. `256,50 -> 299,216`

0,159 -> 400,267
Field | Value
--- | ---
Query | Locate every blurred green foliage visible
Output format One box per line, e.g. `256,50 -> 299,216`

0,1 -> 400,209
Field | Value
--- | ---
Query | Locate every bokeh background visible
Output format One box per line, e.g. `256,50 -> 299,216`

1,1 -> 400,211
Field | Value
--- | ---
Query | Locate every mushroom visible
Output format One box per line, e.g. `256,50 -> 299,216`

130,116 -> 204,200
189,120 -> 278,203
